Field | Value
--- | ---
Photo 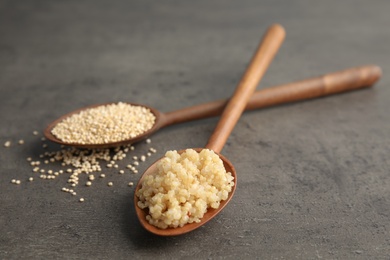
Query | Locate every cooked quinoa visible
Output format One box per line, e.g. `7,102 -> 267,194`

136,148 -> 234,229
51,102 -> 156,144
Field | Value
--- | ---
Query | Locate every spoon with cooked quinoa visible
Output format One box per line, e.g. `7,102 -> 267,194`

44,65 -> 381,149
135,24 -> 286,236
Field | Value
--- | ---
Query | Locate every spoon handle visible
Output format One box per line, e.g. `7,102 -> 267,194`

162,65 -> 381,126
205,24 -> 286,152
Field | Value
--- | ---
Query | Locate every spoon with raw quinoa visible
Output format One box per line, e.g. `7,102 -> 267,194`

134,24 -> 285,236
44,63 -> 382,149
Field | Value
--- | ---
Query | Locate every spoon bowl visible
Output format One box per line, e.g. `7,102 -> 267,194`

134,148 -> 236,236
44,102 -> 163,149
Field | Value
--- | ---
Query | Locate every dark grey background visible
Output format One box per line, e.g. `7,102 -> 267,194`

1,0 -> 389,259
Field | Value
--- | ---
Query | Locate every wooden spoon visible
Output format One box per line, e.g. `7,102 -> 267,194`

44,64 -> 381,149
134,24 -> 286,236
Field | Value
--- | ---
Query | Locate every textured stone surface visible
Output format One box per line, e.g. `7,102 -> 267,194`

1,0 -> 389,259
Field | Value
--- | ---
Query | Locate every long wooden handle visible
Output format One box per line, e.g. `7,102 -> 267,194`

246,64 -> 382,110
162,65 -> 381,126
205,24 -> 286,152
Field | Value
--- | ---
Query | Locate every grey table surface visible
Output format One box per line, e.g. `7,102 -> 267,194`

1,0 -> 389,259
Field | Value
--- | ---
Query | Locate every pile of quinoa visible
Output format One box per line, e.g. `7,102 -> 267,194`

51,102 -> 156,145
136,148 -> 234,229
5,131 -> 157,202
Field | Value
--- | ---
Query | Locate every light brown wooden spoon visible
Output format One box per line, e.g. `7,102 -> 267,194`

44,64 -> 381,149
134,24 -> 286,236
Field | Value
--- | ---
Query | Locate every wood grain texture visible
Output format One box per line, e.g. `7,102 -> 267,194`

162,65 -> 382,125
205,24 -> 286,152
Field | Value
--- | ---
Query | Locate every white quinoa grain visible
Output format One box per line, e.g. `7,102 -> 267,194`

51,102 -> 156,145
128,182 -> 134,186
79,198 -> 85,202
18,139 -> 24,145
100,174 -> 106,178
146,138 -> 151,144
15,180 -> 21,185
136,149 -> 234,229
4,141 -> 11,147
33,131 -> 39,135
29,177 -> 33,182
86,181 -> 92,187
107,182 -> 113,187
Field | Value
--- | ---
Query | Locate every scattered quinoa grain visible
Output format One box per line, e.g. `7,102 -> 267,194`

18,139 -> 24,145
11,179 -> 16,183
4,141 -> 11,147
79,198 -> 85,202
146,138 -> 151,144
21,129 -> 157,203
